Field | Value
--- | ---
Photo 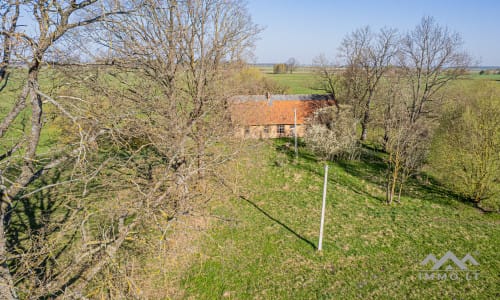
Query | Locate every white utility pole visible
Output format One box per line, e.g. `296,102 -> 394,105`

294,108 -> 298,160
318,164 -> 328,251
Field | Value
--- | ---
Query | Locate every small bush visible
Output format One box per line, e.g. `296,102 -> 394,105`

236,67 -> 289,94
273,63 -> 288,74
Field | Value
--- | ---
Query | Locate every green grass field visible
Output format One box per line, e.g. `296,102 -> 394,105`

181,139 -> 500,299
264,73 -> 324,95
257,66 -> 500,95
258,66 -> 323,94
0,70 -> 64,155
465,73 -> 500,81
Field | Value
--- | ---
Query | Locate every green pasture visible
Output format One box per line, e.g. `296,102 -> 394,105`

181,139 -> 500,299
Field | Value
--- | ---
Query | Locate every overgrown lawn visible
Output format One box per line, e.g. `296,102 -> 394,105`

182,139 -> 500,299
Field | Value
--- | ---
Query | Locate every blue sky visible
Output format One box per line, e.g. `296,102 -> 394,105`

246,0 -> 500,66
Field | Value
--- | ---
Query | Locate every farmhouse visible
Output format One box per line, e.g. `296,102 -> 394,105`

229,94 -> 336,138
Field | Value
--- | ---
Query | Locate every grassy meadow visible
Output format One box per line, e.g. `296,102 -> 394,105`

181,139 -> 500,299
256,65 -> 500,95
258,66 -> 324,94
0,70 -> 67,155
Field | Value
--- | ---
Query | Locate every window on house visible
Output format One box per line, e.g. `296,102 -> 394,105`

263,126 -> 269,134
244,126 -> 250,135
277,124 -> 285,134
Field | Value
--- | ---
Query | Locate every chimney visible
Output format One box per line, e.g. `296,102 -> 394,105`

266,92 -> 272,106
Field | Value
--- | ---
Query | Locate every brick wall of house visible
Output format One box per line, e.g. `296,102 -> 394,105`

235,124 -> 306,139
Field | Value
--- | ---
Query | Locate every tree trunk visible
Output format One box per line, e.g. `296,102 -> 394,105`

0,211 -> 17,300
196,137 -> 205,180
397,180 -> 403,203
382,127 -> 389,151
389,172 -> 397,205
0,60 -> 42,300
360,95 -> 372,141
386,179 -> 392,204
360,117 -> 368,141
386,153 -> 400,204
386,156 -> 394,204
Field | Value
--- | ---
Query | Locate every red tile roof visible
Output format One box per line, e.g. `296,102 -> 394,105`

229,95 -> 335,125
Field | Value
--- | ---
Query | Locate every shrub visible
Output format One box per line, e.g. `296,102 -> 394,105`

273,63 -> 288,74
304,106 -> 359,161
430,83 -> 500,210
235,67 -> 289,94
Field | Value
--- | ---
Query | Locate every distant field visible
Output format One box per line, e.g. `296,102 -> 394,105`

464,73 -> 500,81
258,66 -> 324,95
256,66 -> 500,95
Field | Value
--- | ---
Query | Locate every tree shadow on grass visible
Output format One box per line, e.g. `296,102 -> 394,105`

337,146 -> 482,209
274,137 -> 318,164
401,174 -> 499,213
335,147 -> 470,207
404,175 -> 458,204
273,140 -> 387,203
6,167 -> 80,296
335,145 -> 387,187
239,195 -> 317,250
274,139 -> 495,211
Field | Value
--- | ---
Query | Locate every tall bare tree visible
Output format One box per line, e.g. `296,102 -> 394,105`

0,1 -> 136,298
0,0 -> 260,297
399,16 -> 470,123
382,82 -> 430,204
339,26 -> 398,141
48,1 -> 258,296
95,0 -> 260,180
380,17 -> 471,204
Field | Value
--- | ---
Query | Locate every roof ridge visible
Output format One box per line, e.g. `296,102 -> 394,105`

230,94 -> 334,101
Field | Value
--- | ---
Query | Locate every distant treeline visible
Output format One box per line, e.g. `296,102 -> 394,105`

478,69 -> 500,75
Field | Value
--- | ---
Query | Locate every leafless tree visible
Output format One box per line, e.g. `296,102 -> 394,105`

384,106 -> 430,204
0,0 -> 259,296
312,54 -> 341,110
93,0 -> 260,181
379,17 -> 471,204
380,75 -> 430,204
0,1 -> 160,298
339,26 -> 398,141
0,0 -> 19,92
398,16 -> 470,123
38,1 -> 259,296
286,57 -> 298,74
373,17 -> 472,204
